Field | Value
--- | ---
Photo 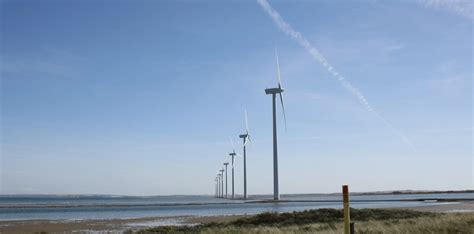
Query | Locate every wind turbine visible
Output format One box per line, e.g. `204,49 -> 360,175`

229,137 -> 241,199
215,177 -> 218,198
223,162 -> 229,198
239,110 -> 251,200
219,169 -> 224,198
264,48 -> 287,201
217,173 -> 221,198
219,171 -> 223,198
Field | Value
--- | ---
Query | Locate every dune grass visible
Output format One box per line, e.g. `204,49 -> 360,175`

136,209 -> 474,233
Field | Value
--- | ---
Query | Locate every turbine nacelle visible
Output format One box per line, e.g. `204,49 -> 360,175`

240,133 -> 250,146
229,152 -> 236,166
239,134 -> 249,138
265,87 -> 284,95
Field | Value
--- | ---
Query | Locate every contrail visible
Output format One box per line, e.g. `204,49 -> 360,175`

257,0 -> 416,151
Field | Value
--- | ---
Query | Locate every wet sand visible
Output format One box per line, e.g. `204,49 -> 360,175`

0,216 -> 191,233
1,202 -> 472,233
395,201 -> 474,213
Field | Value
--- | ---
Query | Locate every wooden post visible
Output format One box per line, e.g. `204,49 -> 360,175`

343,185 -> 350,234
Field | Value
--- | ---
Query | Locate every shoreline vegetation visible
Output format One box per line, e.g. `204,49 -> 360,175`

136,208 -> 474,234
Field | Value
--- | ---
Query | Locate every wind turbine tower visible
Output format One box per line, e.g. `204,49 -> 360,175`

217,173 -> 221,198
229,152 -> 236,199
215,177 -> 218,198
223,162 -> 229,198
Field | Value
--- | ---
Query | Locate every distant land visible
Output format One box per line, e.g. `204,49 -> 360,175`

1,190 -> 472,197
353,190 -> 474,195
345,190 -> 474,196
245,190 -> 474,197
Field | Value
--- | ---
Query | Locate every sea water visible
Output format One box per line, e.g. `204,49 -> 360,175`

0,193 -> 471,220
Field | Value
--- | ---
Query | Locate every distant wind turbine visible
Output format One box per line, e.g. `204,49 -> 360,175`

217,173 -> 221,198
239,110 -> 251,200
264,48 -> 287,201
219,169 -> 224,198
229,137 -> 241,199
223,162 -> 229,198
215,177 -> 218,198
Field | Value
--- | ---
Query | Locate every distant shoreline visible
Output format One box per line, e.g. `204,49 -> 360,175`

1,189 -> 472,197
352,190 -> 474,196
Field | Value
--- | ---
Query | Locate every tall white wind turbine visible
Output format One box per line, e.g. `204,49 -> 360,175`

264,48 -> 287,201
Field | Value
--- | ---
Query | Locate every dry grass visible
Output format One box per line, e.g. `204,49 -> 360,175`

353,213 -> 474,234
138,209 -> 474,233
185,213 -> 473,234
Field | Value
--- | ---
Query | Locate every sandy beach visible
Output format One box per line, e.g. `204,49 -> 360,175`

1,201 -> 472,233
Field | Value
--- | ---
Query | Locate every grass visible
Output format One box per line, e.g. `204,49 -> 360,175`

135,209 -> 474,233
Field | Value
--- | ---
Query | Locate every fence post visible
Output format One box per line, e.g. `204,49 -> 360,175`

343,185 -> 350,234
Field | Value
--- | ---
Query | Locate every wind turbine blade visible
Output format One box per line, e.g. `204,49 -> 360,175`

279,92 -> 287,133
275,47 -> 287,132
243,135 -> 252,147
229,136 -> 236,151
275,47 -> 283,88
245,109 -> 249,134
243,109 -> 251,147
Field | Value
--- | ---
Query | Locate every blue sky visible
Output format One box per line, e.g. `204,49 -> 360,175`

1,0 -> 472,195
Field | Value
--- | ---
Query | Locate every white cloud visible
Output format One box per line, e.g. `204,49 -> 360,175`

418,0 -> 473,19
305,92 -> 327,101
425,60 -> 470,95
384,44 -> 404,52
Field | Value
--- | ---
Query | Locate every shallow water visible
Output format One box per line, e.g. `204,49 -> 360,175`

0,193 -> 471,220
